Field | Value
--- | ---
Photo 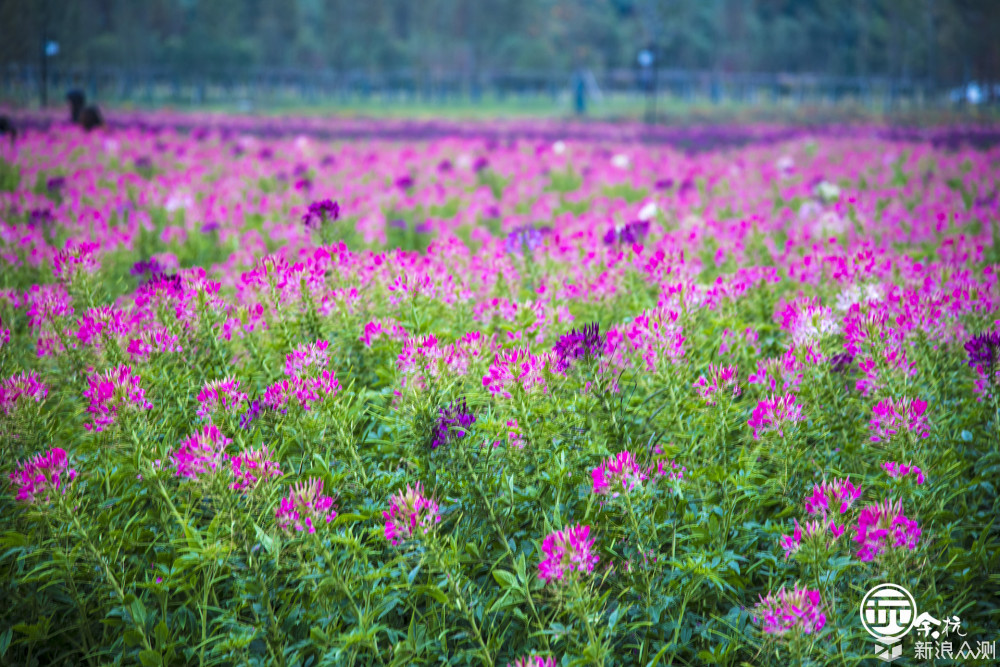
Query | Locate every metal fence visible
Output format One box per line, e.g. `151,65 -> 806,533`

0,63 -> 975,111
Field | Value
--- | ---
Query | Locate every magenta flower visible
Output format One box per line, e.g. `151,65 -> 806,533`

83,364 -> 153,432
747,393 -> 803,439
229,448 -> 282,492
0,371 -> 48,415
508,657 -> 557,667
779,519 -> 827,558
8,447 -> 77,504
753,585 -> 826,635
882,461 -> 925,485
171,425 -> 231,480
275,478 -> 336,533
693,363 -> 740,405
284,339 -> 331,377
853,498 -> 921,562
804,477 -> 862,518
537,524 -> 599,583
196,376 -> 248,420
591,450 -> 648,497
383,482 -> 442,545
869,397 -> 930,442
482,347 -> 547,398
53,240 -> 100,281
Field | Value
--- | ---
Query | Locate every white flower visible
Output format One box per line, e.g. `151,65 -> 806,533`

552,141 -> 567,154
814,181 -> 841,202
637,201 -> 658,221
611,154 -> 630,169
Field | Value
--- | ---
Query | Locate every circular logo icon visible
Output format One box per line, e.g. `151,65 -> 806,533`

860,584 -> 916,640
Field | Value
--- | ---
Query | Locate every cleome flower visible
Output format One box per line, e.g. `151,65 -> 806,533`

747,393 -> 803,440
853,498 -> 921,562
537,524 -> 599,584
8,447 -> 77,504
383,482 -> 442,545
83,365 -> 153,432
882,461 -> 925,485
228,447 -> 282,492
432,399 -> 476,449
171,425 -> 232,480
1,371 -> 48,416
275,478 -> 337,533
693,363 -> 740,405
869,397 -> 930,442
196,376 -> 248,420
508,657 -> 557,667
753,585 -> 826,635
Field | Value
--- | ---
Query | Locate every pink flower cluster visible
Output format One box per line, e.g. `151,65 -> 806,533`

591,450 -> 686,497
171,425 -> 231,479
754,585 -> 826,635
483,347 -> 547,398
781,478 -> 862,557
83,365 -> 153,432
196,376 -> 248,420
693,364 -> 740,405
854,498 -> 921,562
383,482 -> 442,545
747,393 -> 803,439
508,657 -> 557,667
882,461 -> 925,484
275,478 -> 336,533
1,371 -> 48,415
8,447 -> 77,504
537,524 -> 599,583
53,240 -> 100,281
263,340 -> 340,411
229,448 -> 282,491
869,397 -> 930,442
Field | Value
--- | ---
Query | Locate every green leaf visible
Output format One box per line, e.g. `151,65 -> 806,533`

0,627 -> 12,657
415,585 -> 449,604
138,649 -> 163,666
492,570 -> 518,589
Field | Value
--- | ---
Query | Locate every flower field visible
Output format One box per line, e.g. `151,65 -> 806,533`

1,118 -> 999,666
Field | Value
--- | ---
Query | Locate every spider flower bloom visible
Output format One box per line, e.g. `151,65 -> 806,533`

83,365 -> 153,432
8,447 -> 77,504
747,393 -> 803,440
1,371 -> 48,415
482,347 -> 547,398
882,461 -> 925,485
509,657 -> 557,667
171,425 -> 231,480
301,199 -> 340,230
432,399 -> 476,449
229,448 -> 281,491
275,478 -> 336,533
693,364 -> 740,405
804,477 -> 862,519
53,241 -> 100,281
753,585 -> 826,635
196,376 -> 248,420
537,524 -> 599,583
284,339 -> 331,377
853,499 -> 921,562
383,482 -> 442,545
239,400 -> 263,430
868,397 -> 930,442
779,519 -> 828,559
965,331 -> 1000,369
591,450 -> 648,497
552,322 -> 603,372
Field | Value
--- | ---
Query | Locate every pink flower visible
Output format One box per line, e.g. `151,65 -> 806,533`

53,240 -> 100,281
882,461 -> 925,485
747,393 -> 803,439
591,451 -> 648,496
83,365 -> 153,432
8,447 -> 77,504
804,478 -> 863,518
171,425 -> 231,480
509,657 -> 557,667
869,398 -> 930,442
275,478 -> 336,533
537,524 -> 599,583
482,347 -> 547,398
754,585 -> 826,635
229,448 -> 282,492
196,376 -> 248,420
383,482 -> 442,545
0,371 -> 48,415
284,339 -> 331,377
693,364 -> 740,405
853,498 -> 921,562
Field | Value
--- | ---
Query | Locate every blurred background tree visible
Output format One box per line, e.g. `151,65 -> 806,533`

0,0 -> 997,86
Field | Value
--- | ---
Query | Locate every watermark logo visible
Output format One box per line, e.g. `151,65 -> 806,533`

861,584 -> 916,661
860,584 -> 996,662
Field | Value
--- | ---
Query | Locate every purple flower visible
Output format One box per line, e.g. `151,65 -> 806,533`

432,399 -> 476,449
240,400 -> 263,430
965,331 -> 1000,369
553,322 -> 603,372
505,226 -> 551,255
603,220 -> 650,246
302,199 -> 340,230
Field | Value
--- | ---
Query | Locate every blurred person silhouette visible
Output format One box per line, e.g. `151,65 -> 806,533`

66,89 -> 103,131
